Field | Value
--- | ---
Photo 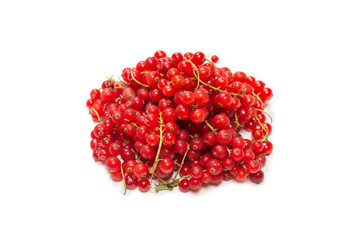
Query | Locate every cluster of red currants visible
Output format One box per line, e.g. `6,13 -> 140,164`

86,50 -> 273,193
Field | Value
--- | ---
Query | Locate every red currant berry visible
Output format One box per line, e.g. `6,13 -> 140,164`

105,156 -> 121,172
206,159 -> 222,175
249,170 -> 264,184
179,179 -> 190,192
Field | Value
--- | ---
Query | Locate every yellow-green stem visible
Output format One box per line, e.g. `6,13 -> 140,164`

130,70 -> 150,88
89,108 -> 101,122
120,164 -> 126,195
204,120 -> 217,133
150,112 -> 164,185
173,144 -> 190,180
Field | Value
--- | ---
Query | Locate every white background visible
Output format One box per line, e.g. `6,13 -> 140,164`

1,0 -> 358,239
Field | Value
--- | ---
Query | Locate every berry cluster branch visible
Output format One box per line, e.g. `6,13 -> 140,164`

252,90 -> 264,107
204,57 -> 218,68
89,108 -> 101,122
130,70 -> 150,88
173,143 -> 190,180
256,108 -> 273,123
125,119 -> 139,128
234,111 -> 241,128
114,77 -> 127,89
149,112 -> 164,185
255,116 -> 269,141
153,172 -> 168,185
204,120 -> 218,133
120,163 -> 127,195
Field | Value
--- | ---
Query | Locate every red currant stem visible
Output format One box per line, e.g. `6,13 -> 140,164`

114,76 -> 128,89
173,144 -> 190,180
253,90 -> 264,107
106,74 -> 115,81
115,96 -> 123,102
130,70 -> 151,88
204,120 -> 218,133
178,174 -> 190,181
255,116 -> 269,141
226,146 -> 232,156
204,58 -> 218,68
120,163 -> 127,195
153,172 -> 168,185
234,111 -> 242,128
140,70 -> 164,77
114,82 -> 126,89
124,119 -> 138,128
239,161 -> 249,174
174,161 -> 181,167
89,108 -> 101,122
150,112 -> 164,185
255,108 -> 273,123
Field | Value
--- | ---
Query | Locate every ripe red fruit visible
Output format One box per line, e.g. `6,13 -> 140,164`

236,167 -> 248,181
179,179 -> 190,192
140,144 -> 156,161
246,160 -> 262,174
158,158 -> 175,174
211,55 -> 219,63
105,156 -> 121,172
249,170 -> 264,184
212,114 -> 230,129
101,88 -> 118,103
134,163 -> 149,179
190,165 -> 204,179
216,129 -> 233,145
125,175 -> 138,190
138,179 -> 150,192
206,159 -> 222,175
262,141 -> 273,155
189,178 -> 202,190
211,144 -> 228,160
190,107 -> 208,124
110,171 -> 123,181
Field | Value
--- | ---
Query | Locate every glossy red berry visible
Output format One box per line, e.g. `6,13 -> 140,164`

105,156 -> 121,172
138,178 -> 150,192
249,170 -> 264,184
211,55 -> 219,63
179,179 -> 190,192
158,158 -> 175,174
206,159 -> 222,175
134,163 -> 149,179
125,175 -> 138,190
236,167 -> 248,181
189,178 -> 202,191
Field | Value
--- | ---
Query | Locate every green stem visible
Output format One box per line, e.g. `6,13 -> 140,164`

204,57 -> 218,68
173,144 -> 190,180
204,120 -> 217,133
130,70 -> 150,88
120,164 -> 126,195
89,108 -> 101,122
255,108 -> 273,123
255,116 -> 269,141
150,112 -> 164,185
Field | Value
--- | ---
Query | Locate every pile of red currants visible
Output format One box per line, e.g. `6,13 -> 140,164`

86,50 -> 273,193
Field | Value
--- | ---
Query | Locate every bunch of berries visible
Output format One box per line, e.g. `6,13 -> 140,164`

86,50 -> 273,193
